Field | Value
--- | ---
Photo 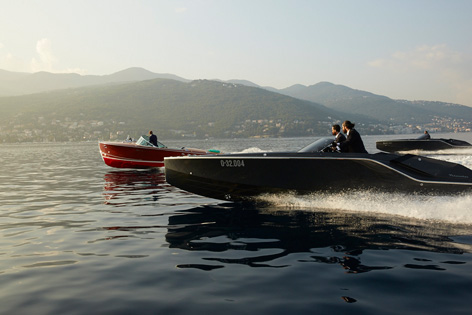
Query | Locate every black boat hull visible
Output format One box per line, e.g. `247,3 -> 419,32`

376,139 -> 472,152
165,152 -> 472,201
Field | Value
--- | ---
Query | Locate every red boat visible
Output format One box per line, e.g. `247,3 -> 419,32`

99,136 -> 219,169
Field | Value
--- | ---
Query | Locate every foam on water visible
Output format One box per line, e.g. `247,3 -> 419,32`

235,147 -> 267,153
398,148 -> 472,156
428,152 -> 472,169
256,191 -> 472,224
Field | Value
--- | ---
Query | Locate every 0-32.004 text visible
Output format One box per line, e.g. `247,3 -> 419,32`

220,160 -> 245,167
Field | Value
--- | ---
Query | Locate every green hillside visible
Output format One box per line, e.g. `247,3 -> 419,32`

2,73 -> 469,143
0,79 -> 348,142
280,82 -> 472,124
2,67 -> 471,141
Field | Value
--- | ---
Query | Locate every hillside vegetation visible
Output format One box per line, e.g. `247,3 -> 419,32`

0,79 -> 355,142
0,68 -> 471,143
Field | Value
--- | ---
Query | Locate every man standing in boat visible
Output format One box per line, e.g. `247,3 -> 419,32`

338,121 -> 368,153
149,130 -> 158,146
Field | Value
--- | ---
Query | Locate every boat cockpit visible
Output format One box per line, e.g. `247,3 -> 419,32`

298,137 -> 336,153
136,135 -> 167,148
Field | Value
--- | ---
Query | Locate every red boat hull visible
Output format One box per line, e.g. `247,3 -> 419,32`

99,141 -> 215,169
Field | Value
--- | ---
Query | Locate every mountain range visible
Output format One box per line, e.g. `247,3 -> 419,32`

0,67 -> 470,142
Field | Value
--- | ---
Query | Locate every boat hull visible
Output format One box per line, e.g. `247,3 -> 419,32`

165,152 -> 472,201
376,139 -> 472,152
99,141 -> 213,169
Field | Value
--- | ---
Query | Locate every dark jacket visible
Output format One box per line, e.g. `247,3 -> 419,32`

332,132 -> 346,148
335,132 -> 346,144
339,129 -> 367,153
149,134 -> 158,146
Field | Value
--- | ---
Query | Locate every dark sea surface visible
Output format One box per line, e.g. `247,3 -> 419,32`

1,133 -> 471,314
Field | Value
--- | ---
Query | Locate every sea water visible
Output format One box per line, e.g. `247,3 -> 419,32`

0,133 -> 471,314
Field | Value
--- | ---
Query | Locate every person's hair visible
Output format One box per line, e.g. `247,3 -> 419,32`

342,120 -> 355,129
332,124 -> 341,132
149,130 -> 153,134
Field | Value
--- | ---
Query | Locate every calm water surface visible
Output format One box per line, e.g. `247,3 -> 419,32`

1,134 -> 471,314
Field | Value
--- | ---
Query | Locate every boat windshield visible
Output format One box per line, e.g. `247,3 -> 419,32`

416,134 -> 430,140
136,136 -> 167,148
298,137 -> 333,153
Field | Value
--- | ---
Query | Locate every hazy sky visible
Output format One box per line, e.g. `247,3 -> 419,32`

1,0 -> 472,106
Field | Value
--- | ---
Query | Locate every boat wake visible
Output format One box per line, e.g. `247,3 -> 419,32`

235,147 -> 268,154
255,191 -> 472,224
428,153 -> 472,169
398,148 -> 472,157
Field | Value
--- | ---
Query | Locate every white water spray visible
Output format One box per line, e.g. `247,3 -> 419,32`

257,191 -> 472,224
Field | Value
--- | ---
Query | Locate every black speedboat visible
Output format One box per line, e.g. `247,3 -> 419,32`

376,134 -> 472,153
164,138 -> 472,201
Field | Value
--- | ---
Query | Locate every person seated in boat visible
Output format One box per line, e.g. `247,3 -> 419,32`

337,120 -> 368,153
417,130 -> 431,140
148,130 -> 158,146
331,124 -> 346,150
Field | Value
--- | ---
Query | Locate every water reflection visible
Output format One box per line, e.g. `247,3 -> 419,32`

102,169 -> 170,204
104,169 -> 166,191
165,204 -> 471,271
100,169 -> 471,275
